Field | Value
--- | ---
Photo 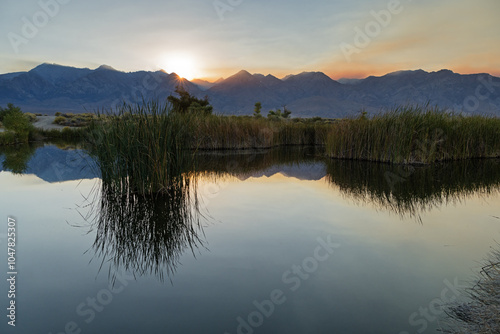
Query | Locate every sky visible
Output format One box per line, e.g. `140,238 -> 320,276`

0,0 -> 499,80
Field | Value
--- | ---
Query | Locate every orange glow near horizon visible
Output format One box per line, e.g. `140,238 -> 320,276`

197,64 -> 500,83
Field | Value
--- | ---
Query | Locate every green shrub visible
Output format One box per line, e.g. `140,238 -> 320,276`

0,103 -> 22,122
54,116 -> 67,125
24,112 -> 37,123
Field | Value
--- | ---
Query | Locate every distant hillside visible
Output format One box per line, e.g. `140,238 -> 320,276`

0,63 -> 499,117
0,63 -> 202,114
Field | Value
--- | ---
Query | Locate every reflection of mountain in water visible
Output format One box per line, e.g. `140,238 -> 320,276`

0,143 -> 97,182
243,163 -> 326,181
0,144 -> 325,183
87,146 -> 324,282
192,147 -> 326,181
5,143 -> 500,281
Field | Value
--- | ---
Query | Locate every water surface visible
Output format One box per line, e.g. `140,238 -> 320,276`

1,144 -> 499,334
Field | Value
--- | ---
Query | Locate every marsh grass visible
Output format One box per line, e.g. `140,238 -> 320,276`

86,102 -> 500,195
325,106 -> 500,164
190,115 -> 329,149
86,101 -> 196,194
85,101 -> 328,194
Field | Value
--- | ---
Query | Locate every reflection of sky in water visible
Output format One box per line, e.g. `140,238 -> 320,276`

1,151 -> 500,333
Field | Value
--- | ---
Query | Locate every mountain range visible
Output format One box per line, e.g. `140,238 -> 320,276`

1,63 -> 499,117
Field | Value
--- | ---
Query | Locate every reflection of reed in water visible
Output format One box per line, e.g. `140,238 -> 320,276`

325,159 -> 500,220
92,174 -> 204,283
88,146 -> 322,282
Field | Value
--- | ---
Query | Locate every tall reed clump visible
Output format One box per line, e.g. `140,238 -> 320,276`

325,106 -> 500,164
85,100 -> 333,193
85,101 -> 197,194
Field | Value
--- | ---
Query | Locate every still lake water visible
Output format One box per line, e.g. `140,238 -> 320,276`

1,143 -> 500,334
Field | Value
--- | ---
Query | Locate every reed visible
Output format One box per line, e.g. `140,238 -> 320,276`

85,101 -> 195,194
84,101 -> 327,194
325,106 -> 500,164
85,102 -> 500,196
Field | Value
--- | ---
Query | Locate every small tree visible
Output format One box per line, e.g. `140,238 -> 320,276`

167,86 -> 213,114
253,102 -> 262,118
282,105 -> 291,119
267,109 -> 280,119
357,109 -> 368,121
267,106 -> 292,120
187,102 -> 213,114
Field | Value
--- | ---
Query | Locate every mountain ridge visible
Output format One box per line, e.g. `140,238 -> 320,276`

1,63 -> 499,117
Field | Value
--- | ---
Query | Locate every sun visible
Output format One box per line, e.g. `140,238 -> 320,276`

161,53 -> 198,80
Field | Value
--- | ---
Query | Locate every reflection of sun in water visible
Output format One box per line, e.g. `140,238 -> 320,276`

161,54 -> 198,80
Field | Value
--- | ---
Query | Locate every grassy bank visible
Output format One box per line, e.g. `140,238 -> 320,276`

325,106 -> 500,164
85,102 -> 500,193
3,103 -> 499,166
0,126 -> 85,146
190,114 -> 329,149
85,101 -> 328,194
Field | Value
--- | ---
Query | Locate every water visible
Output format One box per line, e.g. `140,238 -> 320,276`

1,143 -> 499,334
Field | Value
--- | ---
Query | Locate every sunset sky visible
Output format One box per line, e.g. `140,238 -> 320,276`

1,0 -> 499,80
